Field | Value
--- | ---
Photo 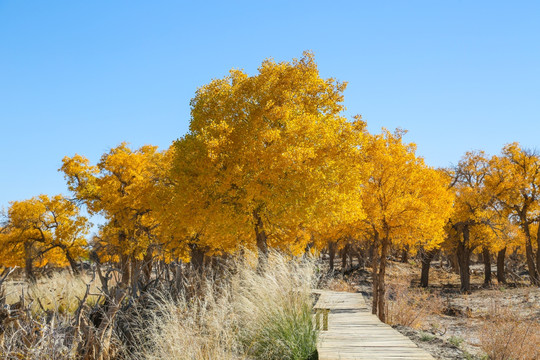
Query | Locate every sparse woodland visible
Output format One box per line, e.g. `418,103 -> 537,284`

1,53 -> 539,359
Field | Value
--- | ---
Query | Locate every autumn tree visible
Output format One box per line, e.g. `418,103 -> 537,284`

486,143 -> 540,286
357,129 -> 453,321
445,151 -> 512,292
61,143 -> 167,288
0,194 -> 89,280
180,52 -> 366,267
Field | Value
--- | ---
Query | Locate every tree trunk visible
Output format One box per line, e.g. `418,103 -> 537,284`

420,248 -> 437,288
329,241 -> 336,271
65,249 -> 80,276
118,231 -> 131,287
253,210 -> 269,271
189,244 -> 205,273
457,226 -> 472,293
25,256 -> 36,283
521,223 -> 540,285
400,246 -> 409,263
371,237 -> 379,315
173,263 -> 184,297
482,247 -> 492,286
130,257 -> 141,297
163,261 -> 170,282
497,247 -> 506,284
119,253 -> 131,287
24,242 -> 36,283
142,248 -> 153,284
357,247 -> 366,269
377,238 -> 390,322
536,222 -> 540,281
341,243 -> 349,271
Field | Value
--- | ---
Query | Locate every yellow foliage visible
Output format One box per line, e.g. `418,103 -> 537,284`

486,143 -> 540,284
172,52 -> 366,257
0,194 -> 89,271
358,129 -> 454,250
445,151 -> 507,252
61,143 -> 167,263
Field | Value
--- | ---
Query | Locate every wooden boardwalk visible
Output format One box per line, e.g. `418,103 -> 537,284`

314,290 -> 434,360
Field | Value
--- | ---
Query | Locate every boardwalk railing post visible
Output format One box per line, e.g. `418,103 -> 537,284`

314,308 -> 330,331
323,309 -> 329,331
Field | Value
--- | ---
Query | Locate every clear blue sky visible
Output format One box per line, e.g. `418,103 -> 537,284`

1,1 -> 539,210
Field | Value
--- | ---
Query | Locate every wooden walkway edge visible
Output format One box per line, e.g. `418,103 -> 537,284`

313,290 -> 434,360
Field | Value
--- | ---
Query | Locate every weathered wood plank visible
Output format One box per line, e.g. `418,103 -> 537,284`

314,290 -> 434,360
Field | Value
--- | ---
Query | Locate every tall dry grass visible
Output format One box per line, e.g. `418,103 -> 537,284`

132,252 -> 319,360
4,272 -> 99,313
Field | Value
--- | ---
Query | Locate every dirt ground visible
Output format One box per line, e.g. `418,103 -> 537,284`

321,259 -> 540,360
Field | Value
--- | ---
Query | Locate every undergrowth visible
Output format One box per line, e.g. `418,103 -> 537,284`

478,301 -> 540,360
1,252 -> 319,360
130,252 -> 319,360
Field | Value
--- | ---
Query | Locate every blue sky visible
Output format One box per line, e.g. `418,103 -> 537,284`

1,1 -> 539,210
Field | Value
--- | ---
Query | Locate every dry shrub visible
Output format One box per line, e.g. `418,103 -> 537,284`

325,277 -> 356,292
478,302 -> 540,360
385,277 -> 444,328
0,301 -> 82,359
0,272 -> 105,359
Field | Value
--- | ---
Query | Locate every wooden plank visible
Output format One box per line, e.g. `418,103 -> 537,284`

314,290 -> 434,360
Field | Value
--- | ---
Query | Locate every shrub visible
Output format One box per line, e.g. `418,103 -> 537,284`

478,303 -> 540,360
448,335 -> 464,348
385,278 -> 444,328
419,332 -> 436,342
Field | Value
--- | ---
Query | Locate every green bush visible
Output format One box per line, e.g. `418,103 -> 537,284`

244,300 -> 318,360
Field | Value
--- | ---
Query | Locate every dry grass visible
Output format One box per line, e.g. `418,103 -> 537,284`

385,275 -> 444,329
4,272 -> 99,314
0,272 -> 106,359
129,251 -> 319,360
130,293 -> 241,360
325,277 -> 357,292
478,302 -> 540,360
1,252 -> 319,360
